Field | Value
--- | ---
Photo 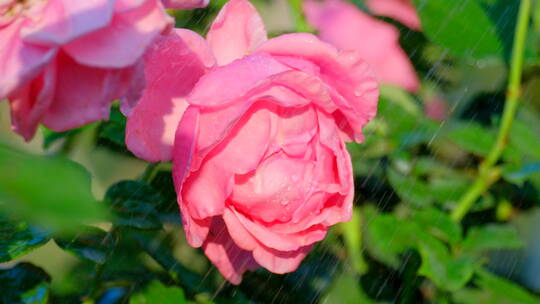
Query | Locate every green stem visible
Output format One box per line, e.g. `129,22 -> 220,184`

451,167 -> 502,222
288,0 -> 314,33
139,162 -> 159,183
340,207 -> 368,274
139,162 -> 172,183
451,0 -> 532,222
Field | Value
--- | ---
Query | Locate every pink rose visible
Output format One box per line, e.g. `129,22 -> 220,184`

0,0 -> 172,140
366,0 -> 421,30
125,0 -> 378,283
161,0 -> 209,9
304,0 -> 419,92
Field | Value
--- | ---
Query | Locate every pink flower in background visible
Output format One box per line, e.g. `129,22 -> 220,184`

124,0 -> 378,284
365,0 -> 420,30
425,96 -> 449,121
161,0 -> 209,9
304,0 -> 419,92
0,0 -> 172,140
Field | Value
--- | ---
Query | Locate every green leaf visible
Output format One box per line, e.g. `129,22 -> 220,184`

380,85 -> 424,117
482,0 -> 520,60
509,119 -> 540,160
0,263 -> 50,304
429,177 -> 471,204
461,224 -> 524,256
106,180 -> 163,204
99,105 -> 127,147
128,230 -> 209,294
387,168 -> 433,207
105,181 -> 163,229
417,234 -> 474,291
477,0 -> 498,4
448,123 -> 497,157
0,145 -> 107,232
0,217 -> 50,262
502,162 -> 540,185
364,212 -> 417,267
411,157 -> 461,178
474,269 -> 540,304
413,208 -> 462,245
111,199 -> 162,230
453,288 -> 501,304
455,269 -> 540,304
377,86 -> 438,150
448,123 -> 519,162
320,270 -> 373,304
54,226 -> 114,264
130,281 -> 187,304
364,211 -> 474,290
412,0 -> 503,59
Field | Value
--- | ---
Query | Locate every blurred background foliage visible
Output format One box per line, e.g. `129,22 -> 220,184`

1,0 -> 540,303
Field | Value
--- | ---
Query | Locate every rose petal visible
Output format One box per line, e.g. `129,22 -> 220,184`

162,0 -> 209,9
274,105 -> 319,156
120,28 -> 214,117
187,54 -> 290,168
0,19 -> 56,98
119,60 -> 146,116
115,0 -> 146,12
22,0 -> 115,46
370,44 -> 420,92
191,71 -> 322,166
175,29 -> 216,68
223,207 -> 321,273
257,33 -> 379,142
230,207 -> 327,251
180,201 -> 211,248
252,244 -> 312,274
182,159 -> 231,220
203,217 -> 258,285
246,70 -> 334,113
304,0 -> 418,92
316,109 -> 354,190
277,194 -> 353,238
173,106 -> 200,201
41,52 -> 131,132
125,31 -> 209,162
63,0 -> 171,68
222,207 -> 259,251
188,53 -> 289,108
173,106 -> 212,247
191,103 -> 254,171
8,62 -> 56,141
182,103 -> 274,219
211,102 -> 273,174
231,151 -> 314,223
366,0 -> 421,30
207,0 -> 267,65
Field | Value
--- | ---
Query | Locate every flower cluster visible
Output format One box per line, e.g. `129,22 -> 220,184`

0,0 -> 424,283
